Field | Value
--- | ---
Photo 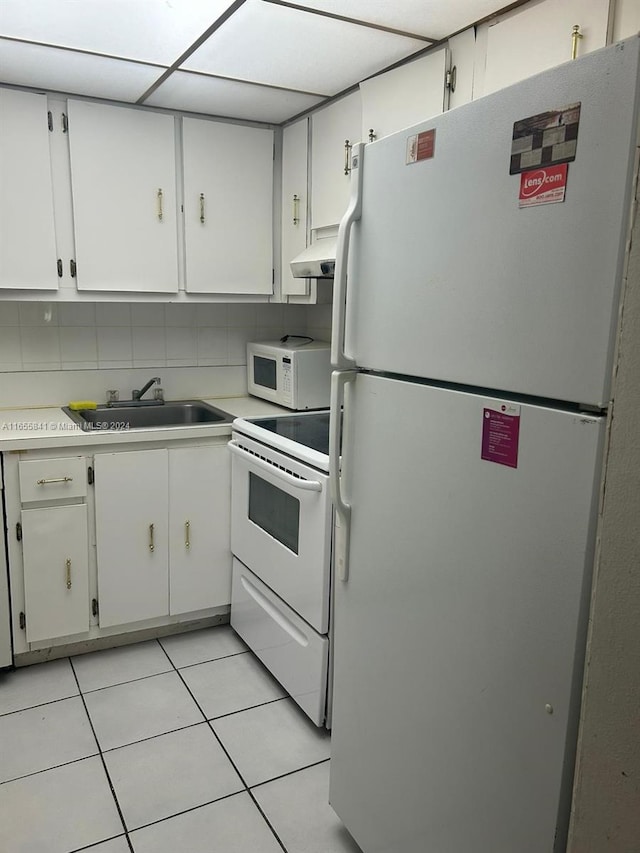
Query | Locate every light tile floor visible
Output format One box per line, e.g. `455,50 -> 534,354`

0,625 -> 363,853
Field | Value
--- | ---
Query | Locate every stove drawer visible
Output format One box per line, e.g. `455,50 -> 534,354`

231,558 -> 328,727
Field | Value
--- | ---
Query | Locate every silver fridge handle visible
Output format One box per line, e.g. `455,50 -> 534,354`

330,370 -> 356,582
331,142 -> 364,370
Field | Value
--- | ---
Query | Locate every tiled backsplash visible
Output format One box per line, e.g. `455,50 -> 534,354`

0,302 -> 321,372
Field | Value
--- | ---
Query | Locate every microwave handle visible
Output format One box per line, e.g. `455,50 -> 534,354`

331,142 -> 364,371
228,441 -> 323,492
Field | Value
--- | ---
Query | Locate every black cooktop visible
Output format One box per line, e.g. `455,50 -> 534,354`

249,411 -> 331,456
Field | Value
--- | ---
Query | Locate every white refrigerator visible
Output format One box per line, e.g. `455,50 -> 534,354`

328,36 -> 640,853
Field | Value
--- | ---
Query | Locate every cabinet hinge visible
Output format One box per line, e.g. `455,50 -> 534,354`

47,111 -> 53,132
61,112 -> 68,133
16,522 -> 22,542
19,612 -> 26,631
70,259 -> 77,278
91,598 -> 99,617
87,466 -> 94,485
57,258 -> 63,278
445,66 -> 457,93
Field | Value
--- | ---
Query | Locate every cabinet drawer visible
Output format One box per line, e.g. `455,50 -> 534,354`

231,558 -> 328,726
19,457 -> 87,503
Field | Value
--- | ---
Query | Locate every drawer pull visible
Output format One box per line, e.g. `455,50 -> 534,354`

185,520 -> 191,550
149,523 -> 155,552
65,558 -> 72,590
157,188 -> 163,222
37,476 -> 73,485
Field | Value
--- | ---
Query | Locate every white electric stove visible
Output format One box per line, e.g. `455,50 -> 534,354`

228,410 -> 334,727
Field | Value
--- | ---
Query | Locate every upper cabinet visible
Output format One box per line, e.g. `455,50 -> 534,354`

479,0 -> 610,97
310,91 -> 362,230
183,118 -> 273,295
0,89 -> 59,290
67,99 -> 179,293
360,49 -> 448,141
281,117 -> 309,298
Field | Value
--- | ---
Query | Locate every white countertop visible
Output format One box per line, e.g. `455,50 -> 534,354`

0,396 -> 288,452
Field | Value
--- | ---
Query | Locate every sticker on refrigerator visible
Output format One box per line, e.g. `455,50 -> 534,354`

481,404 -> 521,469
519,164 -> 568,208
406,129 -> 435,164
509,102 -> 581,175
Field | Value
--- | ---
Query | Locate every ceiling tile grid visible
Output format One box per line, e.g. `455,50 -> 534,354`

0,0 -> 509,123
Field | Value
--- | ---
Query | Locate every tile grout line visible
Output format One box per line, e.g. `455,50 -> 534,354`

68,656 -> 136,853
156,638 -> 290,853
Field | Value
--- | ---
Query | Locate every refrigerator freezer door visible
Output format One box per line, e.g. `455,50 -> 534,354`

329,373 -> 604,853
346,37 -> 640,407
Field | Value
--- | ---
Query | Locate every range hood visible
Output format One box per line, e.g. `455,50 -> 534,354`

290,236 -> 336,278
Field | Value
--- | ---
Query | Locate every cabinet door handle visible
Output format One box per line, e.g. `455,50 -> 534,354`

344,139 -> 352,175
292,194 -> 300,225
199,193 -> 205,224
37,476 -> 73,485
185,520 -> 191,549
157,188 -> 163,222
149,523 -> 155,552
65,558 -> 72,590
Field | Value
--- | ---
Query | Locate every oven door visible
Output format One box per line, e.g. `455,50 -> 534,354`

229,432 -> 331,633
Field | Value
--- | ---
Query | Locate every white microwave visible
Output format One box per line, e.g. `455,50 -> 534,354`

246,340 -> 331,410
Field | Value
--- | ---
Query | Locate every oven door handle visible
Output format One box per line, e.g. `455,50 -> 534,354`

228,441 -> 323,492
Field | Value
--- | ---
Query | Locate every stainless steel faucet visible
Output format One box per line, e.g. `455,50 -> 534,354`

132,377 -> 161,401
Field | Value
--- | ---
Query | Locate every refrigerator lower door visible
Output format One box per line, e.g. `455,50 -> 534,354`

329,373 -> 604,853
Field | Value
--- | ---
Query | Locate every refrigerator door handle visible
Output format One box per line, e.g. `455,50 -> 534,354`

330,370 -> 356,581
331,142 -> 364,370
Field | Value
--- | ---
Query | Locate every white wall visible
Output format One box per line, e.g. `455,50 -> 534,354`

567,147 -> 640,852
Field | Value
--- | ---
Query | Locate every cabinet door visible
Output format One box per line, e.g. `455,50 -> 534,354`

168,445 -> 231,615
360,50 -> 447,142
310,92 -> 362,230
22,504 -> 89,642
95,449 -> 169,628
67,99 -> 178,292
0,89 -> 59,290
481,0 -> 609,96
183,118 -> 273,294
281,118 -> 309,298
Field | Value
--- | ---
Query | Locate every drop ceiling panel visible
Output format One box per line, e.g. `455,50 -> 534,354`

146,72 -> 324,123
0,0 -> 235,64
0,41 -> 162,102
291,0 -> 506,40
182,0 -> 427,95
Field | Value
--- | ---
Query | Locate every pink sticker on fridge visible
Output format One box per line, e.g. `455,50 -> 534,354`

481,405 -> 520,468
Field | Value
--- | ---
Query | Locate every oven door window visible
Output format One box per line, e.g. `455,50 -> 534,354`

248,473 -> 300,554
253,356 -> 277,390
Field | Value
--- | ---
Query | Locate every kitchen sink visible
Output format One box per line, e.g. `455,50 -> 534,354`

62,400 -> 234,431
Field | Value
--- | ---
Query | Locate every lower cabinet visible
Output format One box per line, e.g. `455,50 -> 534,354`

94,444 -> 231,629
168,445 -> 231,616
94,448 -> 170,628
22,504 -> 89,643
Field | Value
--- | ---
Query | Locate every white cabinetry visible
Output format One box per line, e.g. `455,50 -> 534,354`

281,118 -> 309,298
310,92 -> 362,230
480,0 -> 610,97
360,50 -> 447,141
94,444 -> 231,628
67,99 -> 179,293
94,449 -> 169,628
168,445 -> 231,615
0,89 -> 59,290
182,117 -> 273,294
18,456 -> 90,643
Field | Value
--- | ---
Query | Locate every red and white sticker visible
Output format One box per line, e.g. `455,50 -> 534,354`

519,164 -> 568,208
406,129 -> 435,164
